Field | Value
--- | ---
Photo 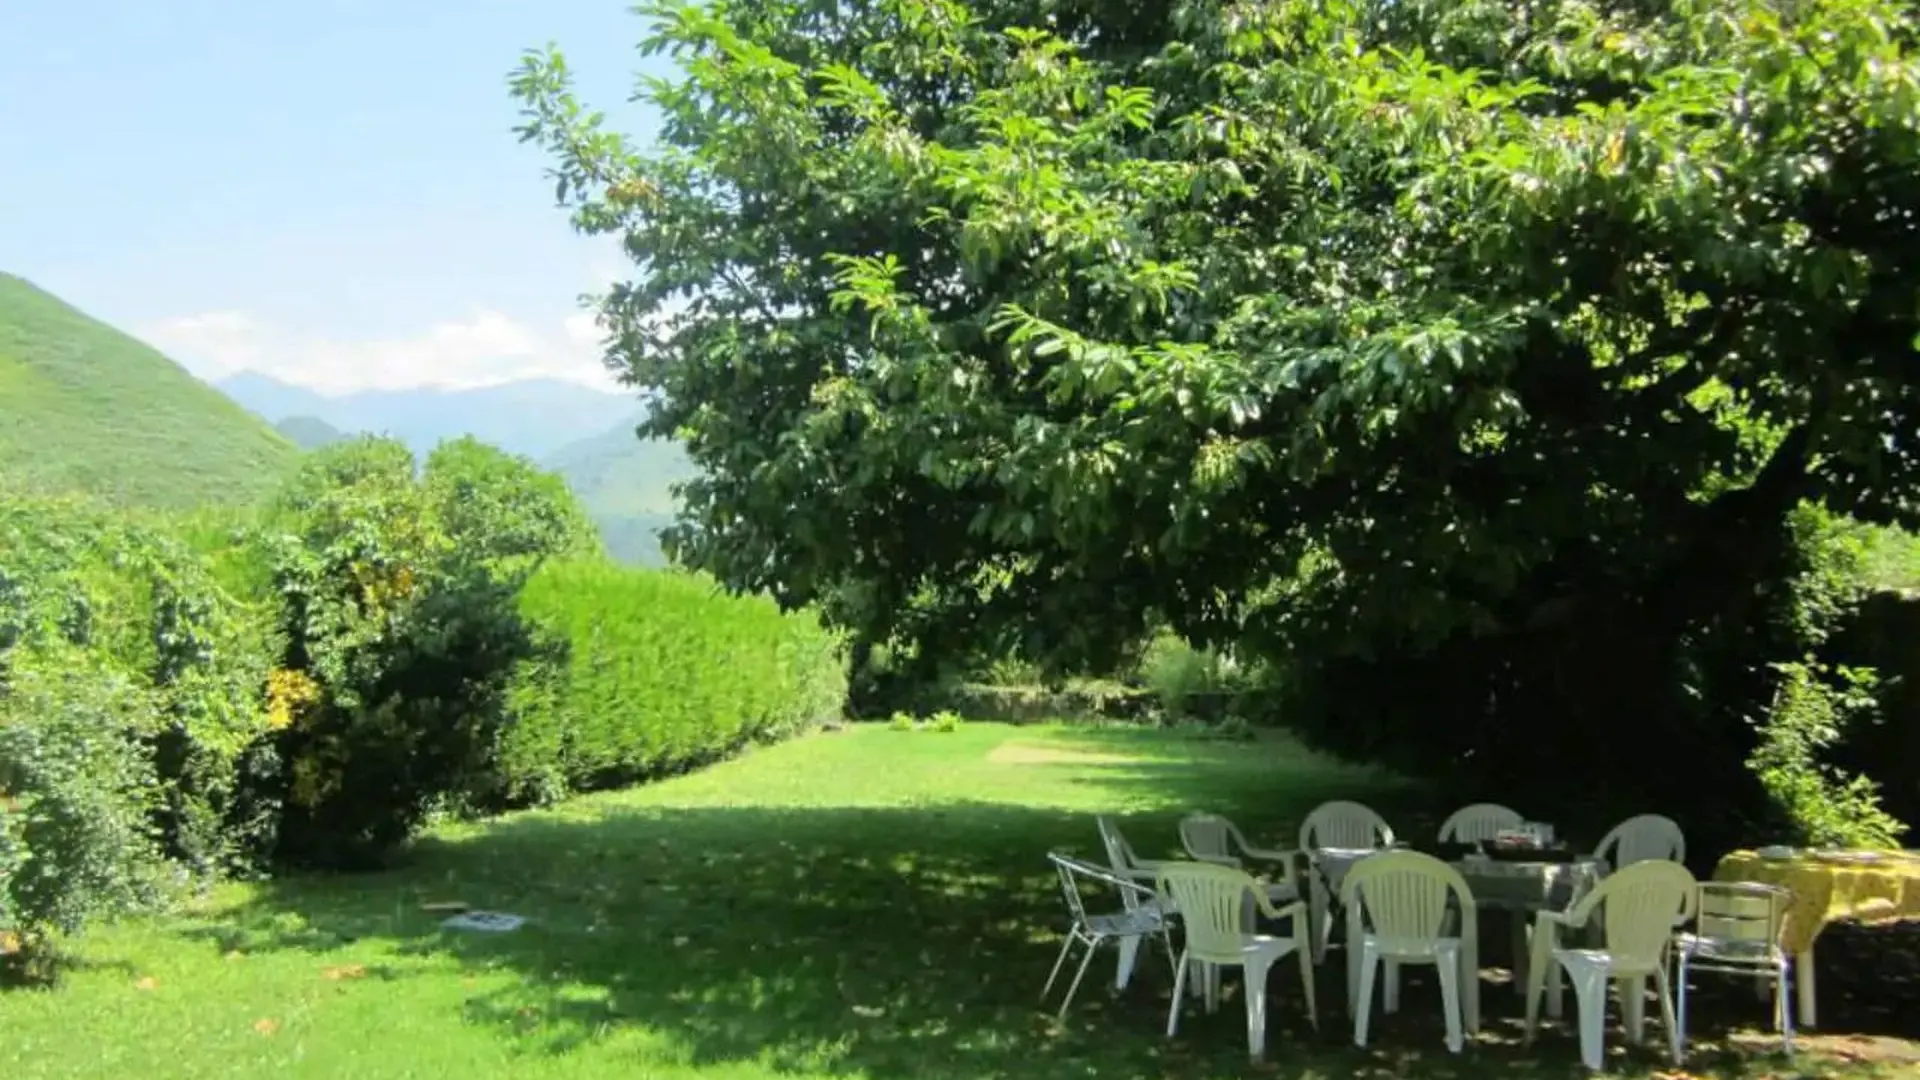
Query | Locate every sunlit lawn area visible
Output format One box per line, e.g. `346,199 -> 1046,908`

0,722 -> 1907,1079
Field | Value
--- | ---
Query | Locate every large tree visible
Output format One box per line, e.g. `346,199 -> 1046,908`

514,0 -> 1920,828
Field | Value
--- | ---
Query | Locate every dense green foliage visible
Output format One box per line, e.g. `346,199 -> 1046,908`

498,558 -> 847,804
255,436 -> 613,868
515,0 -> 1920,851
1,433 -> 845,954
0,273 -> 300,509
0,655 -> 171,967
0,495 -> 283,967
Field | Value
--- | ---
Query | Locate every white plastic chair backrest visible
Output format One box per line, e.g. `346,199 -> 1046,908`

1696,881 -> 1790,950
1595,813 -> 1686,869
1298,800 -> 1394,851
1565,859 -> 1696,973
1341,850 -> 1476,944
1156,861 -> 1260,963
1095,815 -> 1155,912
1437,802 -> 1524,843
1179,813 -> 1244,867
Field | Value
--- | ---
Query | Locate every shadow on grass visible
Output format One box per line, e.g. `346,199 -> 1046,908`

166,786 -> 1842,1080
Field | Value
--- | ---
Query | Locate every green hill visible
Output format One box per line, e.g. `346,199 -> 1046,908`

274,414 -> 349,450
542,422 -> 697,566
0,273 -> 300,508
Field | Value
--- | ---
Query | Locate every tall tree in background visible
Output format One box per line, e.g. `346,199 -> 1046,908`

514,0 -> 1919,834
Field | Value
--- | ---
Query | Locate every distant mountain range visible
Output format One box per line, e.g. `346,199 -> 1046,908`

218,371 -> 637,462
217,371 -> 692,565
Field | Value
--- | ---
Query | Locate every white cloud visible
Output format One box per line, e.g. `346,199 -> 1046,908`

140,306 -> 622,395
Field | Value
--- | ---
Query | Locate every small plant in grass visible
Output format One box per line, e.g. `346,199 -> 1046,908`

886,711 -> 917,731
928,710 -> 962,733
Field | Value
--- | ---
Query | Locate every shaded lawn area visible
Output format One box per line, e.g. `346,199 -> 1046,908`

0,722 -> 1909,1079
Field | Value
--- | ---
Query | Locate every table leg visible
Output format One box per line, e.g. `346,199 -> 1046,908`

1796,946 -> 1816,1029
1309,873 -> 1331,964
1509,912 -> 1530,997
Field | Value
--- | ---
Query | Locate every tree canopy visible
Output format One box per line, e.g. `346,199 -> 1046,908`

512,0 -> 1919,695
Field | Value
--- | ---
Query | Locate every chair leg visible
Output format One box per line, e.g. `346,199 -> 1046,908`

1569,966 -> 1609,1071
1353,941 -> 1380,1049
1296,936 -> 1319,1029
1437,953 -> 1465,1054
1384,959 -> 1402,1014
1620,975 -> 1646,1045
1309,875 -> 1330,963
1166,948 -> 1189,1038
1160,930 -> 1179,983
1041,933 -> 1079,1002
1244,957 -> 1272,1062
1523,948 -> 1550,1044
1057,935 -> 1103,1019
1674,953 -> 1691,1061
1652,964 -> 1681,1066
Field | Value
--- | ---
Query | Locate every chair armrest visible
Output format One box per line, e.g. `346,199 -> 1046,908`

1254,893 -> 1309,923
1240,845 -> 1304,874
1533,909 -> 1580,941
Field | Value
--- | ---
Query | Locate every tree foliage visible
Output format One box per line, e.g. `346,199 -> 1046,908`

514,0 -> 1919,661
514,0 -> 1919,840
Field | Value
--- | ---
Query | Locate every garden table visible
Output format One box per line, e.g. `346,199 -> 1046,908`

1713,848 -> 1920,1029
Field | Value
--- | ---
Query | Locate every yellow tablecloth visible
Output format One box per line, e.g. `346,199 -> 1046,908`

1713,849 -> 1920,956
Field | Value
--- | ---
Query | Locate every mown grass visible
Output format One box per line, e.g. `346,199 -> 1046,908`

0,272 -> 299,509
0,723 -> 1905,1079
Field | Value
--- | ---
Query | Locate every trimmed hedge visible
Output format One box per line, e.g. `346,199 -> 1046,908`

496,559 -> 846,804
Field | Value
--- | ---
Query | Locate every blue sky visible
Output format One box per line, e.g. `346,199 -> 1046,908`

1,0 -> 672,392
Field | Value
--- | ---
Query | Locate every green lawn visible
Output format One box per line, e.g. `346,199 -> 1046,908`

0,723 -> 1900,1078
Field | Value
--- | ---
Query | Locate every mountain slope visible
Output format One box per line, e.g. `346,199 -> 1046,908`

543,422 -> 697,565
218,372 -> 635,461
0,273 -> 300,509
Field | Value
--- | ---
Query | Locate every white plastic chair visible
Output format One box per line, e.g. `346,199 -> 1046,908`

1179,813 -> 1303,902
1524,859 -> 1697,1071
1299,800 -> 1395,962
1158,861 -> 1318,1062
1041,852 -> 1176,1019
1342,850 -> 1481,1053
1095,815 -> 1172,991
1438,803 -> 1525,844
1590,814 -> 1686,872
1674,881 -> 1795,1057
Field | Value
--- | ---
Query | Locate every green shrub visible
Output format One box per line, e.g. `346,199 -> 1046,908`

0,649 -> 174,971
1748,659 -> 1907,849
1136,632 -> 1233,717
928,710 -> 962,733
260,438 -> 571,869
0,494 -> 282,877
886,711 -> 917,731
497,559 -> 846,801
